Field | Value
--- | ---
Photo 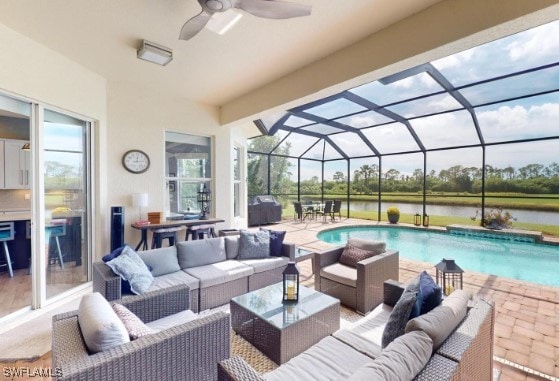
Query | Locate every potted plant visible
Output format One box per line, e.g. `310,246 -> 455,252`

387,207 -> 400,224
471,207 -> 516,230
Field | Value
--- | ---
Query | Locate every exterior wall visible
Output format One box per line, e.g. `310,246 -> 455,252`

106,81 -> 241,252
0,20 -> 245,259
0,21 -> 108,264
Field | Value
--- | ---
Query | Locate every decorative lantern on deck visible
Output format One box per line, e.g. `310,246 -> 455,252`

422,214 -> 430,227
435,258 -> 464,296
414,214 -> 421,226
197,184 -> 211,220
282,262 -> 299,302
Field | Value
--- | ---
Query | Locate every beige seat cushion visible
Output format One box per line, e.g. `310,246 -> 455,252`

264,336 -> 373,381
143,270 -> 200,292
405,290 -> 469,350
320,263 -> 357,287
333,303 -> 392,358
145,309 -> 198,331
347,331 -> 433,381
240,256 -> 289,273
184,260 -> 254,288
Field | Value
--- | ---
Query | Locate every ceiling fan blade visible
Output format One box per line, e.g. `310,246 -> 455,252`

234,0 -> 311,19
179,10 -> 213,40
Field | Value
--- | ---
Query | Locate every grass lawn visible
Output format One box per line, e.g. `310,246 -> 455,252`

282,205 -> 559,237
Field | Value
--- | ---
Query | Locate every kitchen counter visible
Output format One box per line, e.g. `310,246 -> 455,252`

0,212 -> 31,222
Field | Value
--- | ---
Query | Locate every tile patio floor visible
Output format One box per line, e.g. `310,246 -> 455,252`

264,217 -> 559,381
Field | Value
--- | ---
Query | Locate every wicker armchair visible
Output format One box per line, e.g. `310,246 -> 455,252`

313,246 -> 399,314
52,284 -> 230,381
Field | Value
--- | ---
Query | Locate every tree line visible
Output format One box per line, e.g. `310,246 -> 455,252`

248,136 -> 559,196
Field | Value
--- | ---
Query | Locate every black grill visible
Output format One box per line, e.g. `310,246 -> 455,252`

248,195 -> 282,226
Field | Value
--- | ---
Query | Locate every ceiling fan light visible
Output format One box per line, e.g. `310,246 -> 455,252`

137,40 -> 173,66
206,9 -> 243,35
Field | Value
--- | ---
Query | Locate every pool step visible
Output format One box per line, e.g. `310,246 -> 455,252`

446,224 -> 542,244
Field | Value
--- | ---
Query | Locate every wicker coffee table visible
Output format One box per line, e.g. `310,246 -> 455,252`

230,282 -> 340,365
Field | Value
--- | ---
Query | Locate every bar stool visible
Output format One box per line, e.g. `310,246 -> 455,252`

185,224 -> 216,240
151,227 -> 185,249
47,220 -> 66,269
0,222 -> 15,278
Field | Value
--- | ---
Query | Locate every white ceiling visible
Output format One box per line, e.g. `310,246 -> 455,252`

0,0 -> 443,106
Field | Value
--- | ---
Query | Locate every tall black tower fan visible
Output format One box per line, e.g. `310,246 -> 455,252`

110,206 -> 125,251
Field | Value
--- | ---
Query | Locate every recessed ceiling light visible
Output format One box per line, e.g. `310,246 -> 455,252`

137,40 -> 173,66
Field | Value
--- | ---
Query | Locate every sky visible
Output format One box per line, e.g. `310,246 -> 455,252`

262,20 -> 559,181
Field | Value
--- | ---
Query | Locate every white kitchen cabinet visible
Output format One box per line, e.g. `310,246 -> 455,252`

0,141 -> 4,188
3,139 -> 30,189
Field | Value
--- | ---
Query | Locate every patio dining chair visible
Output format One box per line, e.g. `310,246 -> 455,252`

332,200 -> 342,221
294,201 -> 314,221
316,200 -> 334,222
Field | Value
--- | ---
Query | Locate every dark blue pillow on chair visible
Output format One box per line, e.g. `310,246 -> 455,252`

102,245 -> 126,262
419,271 -> 442,315
260,228 -> 286,257
102,245 -> 132,294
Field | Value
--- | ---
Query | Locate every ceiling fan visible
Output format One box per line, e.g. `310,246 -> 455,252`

179,0 -> 312,41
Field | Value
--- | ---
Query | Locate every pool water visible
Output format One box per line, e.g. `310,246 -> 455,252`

318,226 -> 559,287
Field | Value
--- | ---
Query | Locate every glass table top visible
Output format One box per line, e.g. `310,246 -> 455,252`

231,282 -> 339,330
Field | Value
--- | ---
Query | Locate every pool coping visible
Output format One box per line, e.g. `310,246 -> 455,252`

317,222 -> 559,246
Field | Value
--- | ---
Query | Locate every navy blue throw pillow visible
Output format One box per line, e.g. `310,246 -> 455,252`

260,228 -> 286,257
419,271 -> 442,315
102,245 -> 126,262
102,245 -> 132,294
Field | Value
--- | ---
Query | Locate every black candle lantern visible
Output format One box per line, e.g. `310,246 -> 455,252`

197,184 -> 211,220
414,214 -> 421,226
282,262 -> 299,302
422,214 -> 430,227
435,258 -> 464,296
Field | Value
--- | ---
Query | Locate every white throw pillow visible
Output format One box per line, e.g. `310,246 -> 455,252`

78,292 -> 130,353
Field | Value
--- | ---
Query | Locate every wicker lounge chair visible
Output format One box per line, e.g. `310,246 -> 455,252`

313,242 -> 399,314
52,284 -> 230,381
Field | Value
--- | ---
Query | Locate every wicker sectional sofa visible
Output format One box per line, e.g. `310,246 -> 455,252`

218,280 -> 495,381
93,235 -> 295,312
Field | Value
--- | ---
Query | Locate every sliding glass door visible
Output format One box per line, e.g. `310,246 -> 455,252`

0,93 -> 32,319
43,109 -> 91,300
0,93 -> 93,321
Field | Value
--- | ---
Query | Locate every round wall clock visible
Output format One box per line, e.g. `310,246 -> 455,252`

122,149 -> 150,174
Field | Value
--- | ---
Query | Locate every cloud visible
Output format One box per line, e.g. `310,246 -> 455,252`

432,48 -> 475,71
506,22 -> 559,63
411,111 -> 479,148
346,114 -> 377,127
432,20 -> 559,85
477,99 -> 559,140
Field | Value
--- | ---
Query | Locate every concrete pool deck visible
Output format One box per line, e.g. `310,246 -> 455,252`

267,217 -> 559,381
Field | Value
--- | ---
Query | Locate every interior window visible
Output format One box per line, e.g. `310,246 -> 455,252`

165,132 -> 212,218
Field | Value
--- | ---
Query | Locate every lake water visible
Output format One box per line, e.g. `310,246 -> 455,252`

348,201 -> 559,225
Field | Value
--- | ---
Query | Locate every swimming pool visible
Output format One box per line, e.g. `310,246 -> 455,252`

318,226 -> 559,287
